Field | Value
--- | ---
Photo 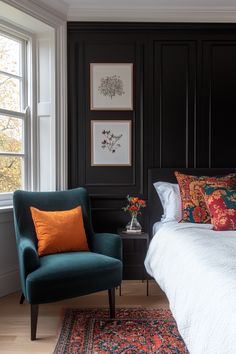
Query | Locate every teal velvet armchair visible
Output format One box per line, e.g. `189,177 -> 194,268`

13,188 -> 122,340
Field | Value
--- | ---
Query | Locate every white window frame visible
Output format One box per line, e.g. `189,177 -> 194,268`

0,26 -> 32,207
0,0 -> 68,209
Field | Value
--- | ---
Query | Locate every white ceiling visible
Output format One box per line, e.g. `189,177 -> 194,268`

0,1 -> 54,33
40,0 -> 236,22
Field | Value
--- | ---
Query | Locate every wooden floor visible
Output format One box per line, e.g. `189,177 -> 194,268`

0,280 -> 168,354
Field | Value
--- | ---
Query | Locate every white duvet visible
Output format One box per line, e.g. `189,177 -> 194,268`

145,222 -> 236,354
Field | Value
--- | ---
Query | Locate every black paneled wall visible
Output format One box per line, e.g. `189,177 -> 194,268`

68,23 -> 236,278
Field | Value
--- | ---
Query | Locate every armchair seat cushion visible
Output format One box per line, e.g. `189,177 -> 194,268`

26,252 -> 122,304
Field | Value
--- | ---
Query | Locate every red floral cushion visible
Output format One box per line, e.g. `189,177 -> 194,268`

175,171 -> 236,223
203,186 -> 236,231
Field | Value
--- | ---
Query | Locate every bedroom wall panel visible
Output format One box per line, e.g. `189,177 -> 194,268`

68,23 -> 236,278
202,41 -> 236,168
68,35 -> 144,198
153,41 -> 196,168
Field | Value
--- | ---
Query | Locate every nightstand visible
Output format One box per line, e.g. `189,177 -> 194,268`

117,229 -> 150,296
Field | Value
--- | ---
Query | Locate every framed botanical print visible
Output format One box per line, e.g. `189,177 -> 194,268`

91,120 -> 132,166
90,63 -> 133,110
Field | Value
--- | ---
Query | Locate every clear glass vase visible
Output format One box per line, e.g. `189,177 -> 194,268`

126,214 -> 142,233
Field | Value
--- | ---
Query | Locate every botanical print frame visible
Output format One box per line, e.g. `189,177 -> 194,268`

91,120 -> 132,166
90,63 -> 133,110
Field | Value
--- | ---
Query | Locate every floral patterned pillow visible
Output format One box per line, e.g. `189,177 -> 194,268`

203,186 -> 236,231
175,171 -> 236,223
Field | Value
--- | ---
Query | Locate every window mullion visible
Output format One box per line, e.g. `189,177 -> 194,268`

21,39 -> 28,191
0,69 -> 22,80
0,108 -> 26,119
23,106 -> 30,190
21,39 -> 27,111
0,152 -> 25,157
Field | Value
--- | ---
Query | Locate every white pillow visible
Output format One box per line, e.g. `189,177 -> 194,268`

153,181 -> 182,222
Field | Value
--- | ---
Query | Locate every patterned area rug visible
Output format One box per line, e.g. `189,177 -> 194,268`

54,308 -> 188,354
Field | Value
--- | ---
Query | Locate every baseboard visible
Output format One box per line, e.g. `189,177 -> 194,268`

0,269 -> 20,297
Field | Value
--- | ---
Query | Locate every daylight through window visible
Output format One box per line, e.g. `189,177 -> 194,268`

0,30 -> 28,195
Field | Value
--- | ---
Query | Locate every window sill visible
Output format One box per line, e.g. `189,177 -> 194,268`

0,205 -> 13,213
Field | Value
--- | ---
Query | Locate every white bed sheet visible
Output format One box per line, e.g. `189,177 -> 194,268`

152,221 -> 164,234
145,222 -> 236,354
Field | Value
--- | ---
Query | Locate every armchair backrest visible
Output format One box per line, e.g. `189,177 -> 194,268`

13,187 -> 94,247
13,187 -> 95,297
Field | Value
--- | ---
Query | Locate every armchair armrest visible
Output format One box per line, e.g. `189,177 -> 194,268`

18,237 -> 40,294
92,233 -> 122,261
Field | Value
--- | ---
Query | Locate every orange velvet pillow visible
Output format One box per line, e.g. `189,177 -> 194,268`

30,206 -> 89,256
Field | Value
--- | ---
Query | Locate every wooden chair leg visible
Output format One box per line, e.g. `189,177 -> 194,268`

19,293 -> 25,304
31,304 -> 39,341
108,288 -> 115,318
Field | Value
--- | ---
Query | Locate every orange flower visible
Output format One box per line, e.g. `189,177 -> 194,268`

123,195 -> 146,214
131,197 -> 139,204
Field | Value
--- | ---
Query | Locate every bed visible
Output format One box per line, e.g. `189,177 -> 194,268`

145,168 -> 236,354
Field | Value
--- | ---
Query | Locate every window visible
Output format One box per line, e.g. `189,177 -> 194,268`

0,29 -> 29,205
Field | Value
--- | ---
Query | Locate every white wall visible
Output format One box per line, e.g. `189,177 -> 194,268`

37,31 -> 56,191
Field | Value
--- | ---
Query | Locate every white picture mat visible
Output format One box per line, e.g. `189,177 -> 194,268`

90,63 -> 133,110
91,120 -> 131,166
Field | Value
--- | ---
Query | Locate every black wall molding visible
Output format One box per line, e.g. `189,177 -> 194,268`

68,22 -> 236,32
68,22 -> 236,277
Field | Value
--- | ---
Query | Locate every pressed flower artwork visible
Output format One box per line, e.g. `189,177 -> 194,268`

101,129 -> 123,153
91,120 -> 131,166
90,63 -> 133,110
98,75 -> 125,100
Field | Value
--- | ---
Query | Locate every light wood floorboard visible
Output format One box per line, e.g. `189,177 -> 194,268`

0,280 -> 168,354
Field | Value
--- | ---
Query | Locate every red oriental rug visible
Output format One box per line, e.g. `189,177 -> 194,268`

54,308 -> 188,354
